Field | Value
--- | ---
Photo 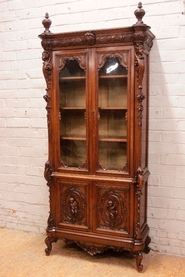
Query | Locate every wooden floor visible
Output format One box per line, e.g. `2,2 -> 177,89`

1,228 -> 185,277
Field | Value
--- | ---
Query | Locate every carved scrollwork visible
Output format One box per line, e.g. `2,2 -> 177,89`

97,52 -> 128,70
42,51 -> 52,92
45,236 -> 58,256
44,161 -> 53,187
58,55 -> 86,71
64,239 -> 127,256
98,189 -> 127,231
61,186 -> 87,225
135,43 -> 145,84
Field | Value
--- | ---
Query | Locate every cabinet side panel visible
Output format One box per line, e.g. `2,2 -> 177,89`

141,55 -> 149,169
140,183 -> 147,227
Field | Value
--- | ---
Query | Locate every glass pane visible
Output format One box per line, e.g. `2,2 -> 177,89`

99,110 -> 127,139
99,57 -> 127,76
60,59 -> 85,77
99,78 -> 127,107
59,59 -> 87,168
99,142 -> 127,171
98,57 -> 128,171
60,140 -> 86,168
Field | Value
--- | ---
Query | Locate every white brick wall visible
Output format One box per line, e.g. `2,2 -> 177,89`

0,0 -> 185,256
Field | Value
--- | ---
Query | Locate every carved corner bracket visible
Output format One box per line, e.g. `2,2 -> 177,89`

44,160 -> 53,187
47,212 -> 55,229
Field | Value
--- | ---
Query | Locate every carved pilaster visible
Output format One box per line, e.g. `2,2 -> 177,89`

134,168 -> 143,240
134,167 -> 149,240
134,42 -> 145,127
42,50 -> 52,131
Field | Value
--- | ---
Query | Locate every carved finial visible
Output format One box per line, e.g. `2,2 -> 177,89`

134,2 -> 145,24
42,13 -> 52,33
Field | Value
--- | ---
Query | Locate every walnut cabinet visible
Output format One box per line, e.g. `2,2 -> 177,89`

39,2 -> 154,272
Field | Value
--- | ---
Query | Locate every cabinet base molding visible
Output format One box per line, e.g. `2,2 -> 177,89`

44,227 -> 151,272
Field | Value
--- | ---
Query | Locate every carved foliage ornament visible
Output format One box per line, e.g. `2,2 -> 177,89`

41,32 -> 134,50
42,50 -> 52,128
135,43 -> 145,126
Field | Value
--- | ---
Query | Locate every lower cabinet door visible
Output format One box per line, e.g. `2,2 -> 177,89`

58,180 -> 90,231
93,181 -> 133,236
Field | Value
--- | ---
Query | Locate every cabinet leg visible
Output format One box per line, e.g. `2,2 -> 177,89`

136,251 -> 143,272
45,236 -> 58,256
144,235 -> 151,254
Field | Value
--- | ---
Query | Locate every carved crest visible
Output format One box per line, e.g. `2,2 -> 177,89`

84,31 -> 96,45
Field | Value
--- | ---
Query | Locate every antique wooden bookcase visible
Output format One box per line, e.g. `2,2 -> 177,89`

39,2 -> 154,272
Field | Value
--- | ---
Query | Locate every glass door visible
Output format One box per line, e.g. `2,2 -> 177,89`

97,56 -> 128,172
59,58 -> 87,169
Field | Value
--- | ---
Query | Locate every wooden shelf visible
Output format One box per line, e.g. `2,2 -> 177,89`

99,75 -> 127,79
59,76 -> 85,81
60,107 -> 86,110
61,136 -> 86,141
99,107 -> 127,110
99,136 -> 127,142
